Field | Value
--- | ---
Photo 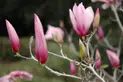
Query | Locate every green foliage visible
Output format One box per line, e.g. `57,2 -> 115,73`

100,64 -> 109,69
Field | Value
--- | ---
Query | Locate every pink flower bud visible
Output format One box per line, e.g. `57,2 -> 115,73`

106,50 -> 120,68
34,14 -> 48,64
70,62 -> 76,75
93,8 -> 100,29
95,49 -> 101,69
45,25 -> 64,43
69,3 -> 94,36
5,20 -> 20,53
97,26 -> 104,40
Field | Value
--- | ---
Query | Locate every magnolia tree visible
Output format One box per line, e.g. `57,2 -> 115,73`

4,0 -> 123,82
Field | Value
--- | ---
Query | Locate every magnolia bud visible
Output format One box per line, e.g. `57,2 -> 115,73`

6,20 -> 20,53
79,39 -> 86,58
95,49 -> 101,69
70,62 -> 76,75
97,26 -> 104,40
93,8 -> 100,29
34,14 -> 48,64
106,50 -> 120,68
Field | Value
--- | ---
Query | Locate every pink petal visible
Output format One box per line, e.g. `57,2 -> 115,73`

69,9 -> 80,35
72,3 -> 78,18
45,25 -> 55,40
70,62 -> 76,75
6,20 -> 20,52
34,14 -> 48,64
72,3 -> 85,36
45,25 -> 64,40
10,71 -> 21,78
102,3 -> 110,10
76,3 -> 85,30
84,7 -> 94,34
20,71 -> 33,80
0,75 -> 13,82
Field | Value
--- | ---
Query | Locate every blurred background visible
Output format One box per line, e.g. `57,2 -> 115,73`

0,0 -> 123,82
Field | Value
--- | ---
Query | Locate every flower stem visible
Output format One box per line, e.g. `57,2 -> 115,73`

111,5 -> 123,32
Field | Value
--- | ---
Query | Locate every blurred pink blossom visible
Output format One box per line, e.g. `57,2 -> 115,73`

69,3 -> 94,36
91,0 -> 113,3
0,70 -> 33,82
91,0 -> 121,9
95,49 -> 101,69
34,14 -> 48,64
97,26 -> 104,40
45,25 -> 64,43
106,50 -> 120,68
70,62 -> 76,75
91,0 -> 113,9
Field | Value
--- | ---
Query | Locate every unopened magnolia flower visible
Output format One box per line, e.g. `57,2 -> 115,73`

69,3 -> 94,36
45,25 -> 64,43
97,26 -> 104,39
93,8 -> 100,29
106,50 -> 120,68
34,14 -> 48,64
70,61 -> 76,75
79,39 -> 86,58
6,20 -> 20,53
95,49 -> 101,69
0,70 -> 33,82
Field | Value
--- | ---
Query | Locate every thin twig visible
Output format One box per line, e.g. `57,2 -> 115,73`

44,65 -> 82,80
88,65 -> 105,82
48,51 -> 87,67
29,36 -> 37,61
103,38 -> 117,51
15,55 -> 32,60
113,69 -> 117,82
117,66 -> 123,82
86,30 -> 97,57
60,44 -> 66,57
117,36 -> 123,57
103,70 -> 113,81
111,5 -> 123,32
48,51 -> 106,82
